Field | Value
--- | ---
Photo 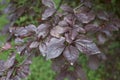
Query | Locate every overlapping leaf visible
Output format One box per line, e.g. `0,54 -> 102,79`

46,37 -> 65,59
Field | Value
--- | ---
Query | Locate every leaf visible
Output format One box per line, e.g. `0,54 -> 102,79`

70,28 -> 79,40
74,65 -> 87,80
29,41 -> 39,48
60,5 -> 73,13
74,25 -> 86,34
58,20 -> 68,27
55,70 -> 67,80
50,26 -> 69,38
0,60 -> 5,76
4,53 -> 16,69
6,68 -> 14,80
14,27 -> 28,37
15,38 -> 24,44
37,23 -> 50,38
16,58 -> 32,79
39,42 -> 47,57
16,45 -> 26,54
97,34 -> 106,44
97,11 -> 109,21
66,71 -> 77,80
75,35 -> 101,55
84,0 -> 92,8
84,23 -> 99,32
2,42 -> 12,50
63,45 -> 79,65
76,10 -> 95,23
52,56 -> 66,72
65,33 -> 73,44
46,37 -> 65,59
88,55 -> 100,70
42,0 -> 55,8
25,24 -> 37,33
42,8 -> 55,20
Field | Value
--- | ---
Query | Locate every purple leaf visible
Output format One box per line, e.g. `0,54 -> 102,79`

15,38 -> 24,44
46,37 -> 65,59
76,10 -> 95,23
29,41 -> 39,48
25,24 -> 37,33
65,33 -> 73,44
63,45 -> 79,65
42,8 -> 55,20
74,25 -> 86,34
84,23 -> 99,32
88,55 -> 100,70
74,65 -> 87,80
52,57 -> 65,73
60,5 -> 73,13
97,34 -> 106,44
4,53 -> 16,69
97,11 -> 109,21
14,27 -> 28,37
39,42 -> 47,57
37,23 -> 50,38
42,0 -> 55,8
50,26 -> 69,38
75,35 -> 101,55
71,28 -> 79,40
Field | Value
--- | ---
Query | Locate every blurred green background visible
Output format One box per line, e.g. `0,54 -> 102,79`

0,0 -> 120,80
